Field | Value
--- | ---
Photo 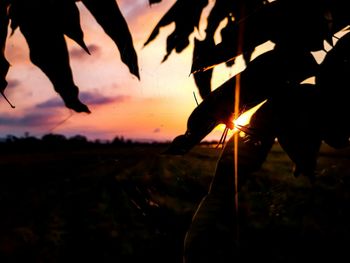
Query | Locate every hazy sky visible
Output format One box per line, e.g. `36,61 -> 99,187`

0,0 -> 253,142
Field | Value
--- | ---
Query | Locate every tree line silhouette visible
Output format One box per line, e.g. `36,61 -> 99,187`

0,133 -> 160,153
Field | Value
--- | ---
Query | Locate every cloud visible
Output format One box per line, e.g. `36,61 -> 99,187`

0,112 -> 58,127
6,79 -> 21,89
119,0 -> 146,18
153,128 -> 161,133
35,98 -> 65,109
79,92 -> 127,105
36,91 -> 130,109
2,79 -> 21,97
118,0 -> 174,40
69,44 -> 100,59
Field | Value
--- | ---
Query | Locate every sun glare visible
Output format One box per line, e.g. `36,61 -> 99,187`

214,99 -> 268,139
233,99 -> 267,133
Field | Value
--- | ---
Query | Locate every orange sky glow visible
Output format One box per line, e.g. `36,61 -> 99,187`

0,0 -> 256,142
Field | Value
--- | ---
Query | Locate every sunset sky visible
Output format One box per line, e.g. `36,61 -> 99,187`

1,0 -> 244,142
1,0 -> 327,142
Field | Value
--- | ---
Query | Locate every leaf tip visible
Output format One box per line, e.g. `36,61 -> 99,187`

1,91 -> 15,108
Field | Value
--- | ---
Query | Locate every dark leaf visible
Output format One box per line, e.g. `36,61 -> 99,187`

149,0 -> 162,5
8,1 -> 19,35
58,0 -> 90,54
245,99 -> 276,140
205,0 -> 266,40
317,32 -> 350,148
269,0 -> 330,51
191,18 -> 240,74
15,0 -> 90,113
0,0 -> 14,108
144,0 -> 208,62
213,101 -> 276,180
216,128 -> 275,182
237,49 -> 319,172
82,0 -> 140,79
166,47 -> 318,154
239,48 -> 318,104
190,3 -> 273,74
328,1 -> 350,35
164,76 -> 236,155
205,0 -> 234,39
0,0 -> 9,91
275,84 -> 322,179
192,0 -> 330,75
192,38 -> 215,99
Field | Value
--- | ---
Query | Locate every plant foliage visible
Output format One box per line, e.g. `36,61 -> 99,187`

145,0 -> 350,179
2,0 -> 350,177
0,0 -> 140,113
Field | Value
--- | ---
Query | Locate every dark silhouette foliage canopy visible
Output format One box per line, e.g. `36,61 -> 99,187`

142,0 -> 350,179
1,0 -> 139,113
1,0 -> 350,178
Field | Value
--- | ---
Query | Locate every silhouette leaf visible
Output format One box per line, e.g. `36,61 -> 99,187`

192,38 -> 215,99
190,2 -> 276,75
149,0 -> 162,5
192,0 -> 330,78
164,76 -> 235,155
144,0 -> 209,62
0,0 -> 14,108
59,0 -> 90,54
191,19 -> 240,75
328,1 -> 350,35
317,31 -> 350,148
2,0 -> 142,112
166,47 -> 318,154
205,0 -> 234,39
233,103 -> 276,174
0,0 -> 9,92
275,84 -> 322,179
12,0 -> 90,113
81,0 -> 139,79
269,0 -> 331,51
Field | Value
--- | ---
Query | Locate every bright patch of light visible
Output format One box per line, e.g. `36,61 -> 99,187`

300,76 -> 316,85
233,99 -> 267,133
213,99 -> 268,140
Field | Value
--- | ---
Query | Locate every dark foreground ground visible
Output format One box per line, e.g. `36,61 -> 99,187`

0,140 -> 350,262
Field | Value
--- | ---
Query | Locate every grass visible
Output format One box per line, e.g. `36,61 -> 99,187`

0,142 -> 349,262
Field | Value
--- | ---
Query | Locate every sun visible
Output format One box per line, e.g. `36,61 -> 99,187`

214,99 -> 268,140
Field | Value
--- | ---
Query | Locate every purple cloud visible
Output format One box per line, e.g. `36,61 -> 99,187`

69,44 -> 100,59
36,98 -> 65,109
6,79 -> 21,89
0,112 -> 58,127
79,92 -> 125,105
36,91 -> 129,109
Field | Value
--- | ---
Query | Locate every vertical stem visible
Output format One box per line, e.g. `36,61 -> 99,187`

234,75 -> 240,243
1,92 -> 15,108
234,3 -> 246,245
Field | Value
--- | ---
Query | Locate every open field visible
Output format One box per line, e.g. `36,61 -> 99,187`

0,141 -> 350,262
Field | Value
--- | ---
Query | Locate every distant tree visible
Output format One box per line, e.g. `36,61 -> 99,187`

68,134 -> 89,147
42,133 -> 67,143
112,135 -> 127,145
5,134 -> 18,143
69,134 -> 88,143
21,134 -> 39,142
